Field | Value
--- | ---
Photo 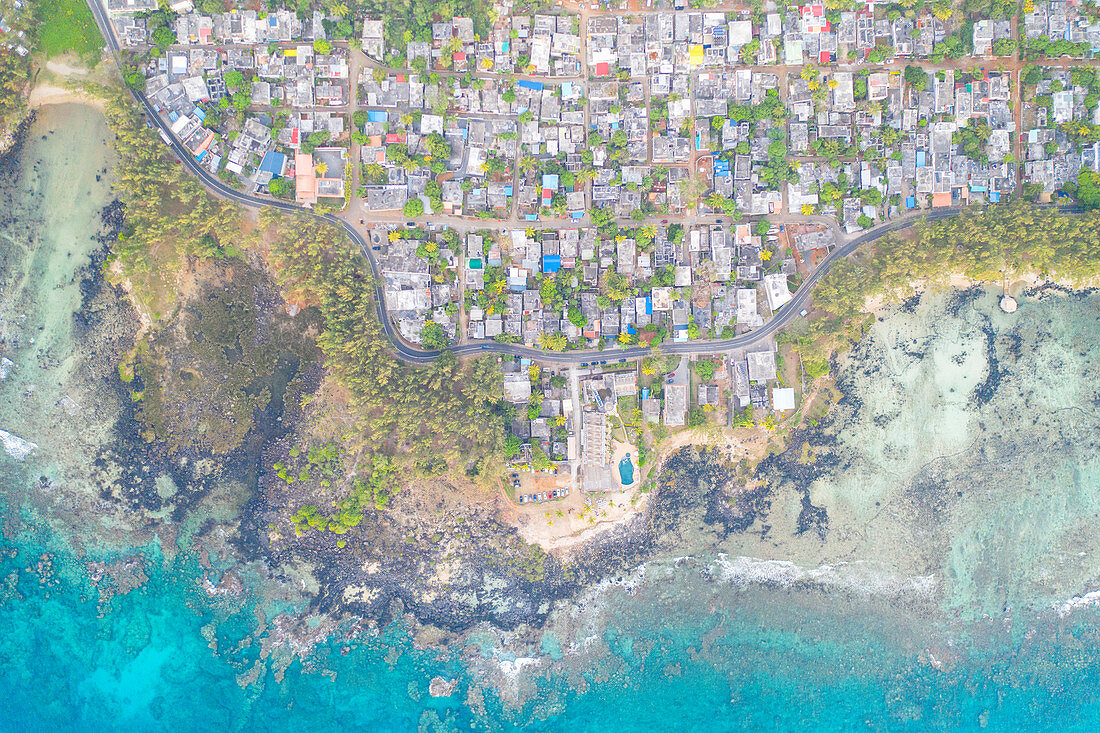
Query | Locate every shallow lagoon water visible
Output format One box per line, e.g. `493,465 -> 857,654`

3,107 -> 1100,731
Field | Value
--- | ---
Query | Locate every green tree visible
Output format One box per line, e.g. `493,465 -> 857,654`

152,26 -> 177,48
904,65 -> 929,91
531,446 -> 551,470
268,177 -> 294,199
687,407 -> 707,428
1074,169 -> 1100,209
404,198 -> 425,218
224,70 -> 245,90
539,332 -> 567,351
694,359 -> 717,381
420,321 -> 448,349
504,434 -> 523,458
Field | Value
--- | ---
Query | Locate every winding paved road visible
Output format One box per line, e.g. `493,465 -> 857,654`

83,1 -> 1074,367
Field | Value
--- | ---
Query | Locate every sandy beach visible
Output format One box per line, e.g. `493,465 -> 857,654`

29,84 -> 104,110
28,57 -> 105,110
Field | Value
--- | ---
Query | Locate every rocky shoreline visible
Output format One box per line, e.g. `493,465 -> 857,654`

55,190 -> 882,641
52,160 -> 1091,656
0,109 -> 34,164
64,209 -> 780,636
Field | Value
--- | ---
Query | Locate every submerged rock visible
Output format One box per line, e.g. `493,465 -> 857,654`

429,676 -> 458,697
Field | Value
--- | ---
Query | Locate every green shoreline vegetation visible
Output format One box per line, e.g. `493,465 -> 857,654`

789,204 -> 1100,362
60,77 -> 1100,544
0,0 -> 38,145
262,212 -> 508,536
93,83 -> 244,315
90,81 -> 508,538
1,0 -> 107,150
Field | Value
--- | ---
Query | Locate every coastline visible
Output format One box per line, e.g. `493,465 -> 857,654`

28,83 -> 105,111
29,59 -> 104,111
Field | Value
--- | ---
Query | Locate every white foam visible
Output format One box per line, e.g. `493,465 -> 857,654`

0,357 -> 13,380
497,656 -> 542,679
710,554 -> 937,598
0,429 -> 37,460
1056,589 -> 1100,618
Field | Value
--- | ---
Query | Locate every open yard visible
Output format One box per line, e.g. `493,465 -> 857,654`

38,0 -> 104,67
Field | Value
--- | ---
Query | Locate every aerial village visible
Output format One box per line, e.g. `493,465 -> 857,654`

105,0 -> 1100,508
0,0 -> 34,58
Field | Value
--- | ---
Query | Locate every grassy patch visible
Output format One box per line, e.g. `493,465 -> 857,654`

38,0 -> 104,66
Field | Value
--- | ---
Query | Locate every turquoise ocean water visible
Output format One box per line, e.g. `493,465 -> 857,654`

4,105 -> 1100,731
4,516 -> 1100,732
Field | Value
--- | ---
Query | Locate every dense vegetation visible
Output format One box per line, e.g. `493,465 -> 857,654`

94,84 -> 244,316
788,205 -> 1100,360
261,212 -> 507,472
0,51 -> 32,143
0,0 -> 37,144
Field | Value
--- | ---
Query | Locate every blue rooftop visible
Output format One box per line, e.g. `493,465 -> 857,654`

543,255 -> 561,273
517,80 -> 544,91
259,151 -> 286,176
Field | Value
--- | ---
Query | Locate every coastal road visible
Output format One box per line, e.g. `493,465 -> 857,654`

82,0 -> 1077,368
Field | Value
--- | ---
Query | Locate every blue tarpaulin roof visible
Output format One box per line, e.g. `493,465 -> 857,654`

517,80 -> 544,91
543,255 -> 561,273
259,151 -> 286,176
543,173 -> 559,190
193,108 -> 206,121
905,196 -> 917,208
367,111 -> 388,122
